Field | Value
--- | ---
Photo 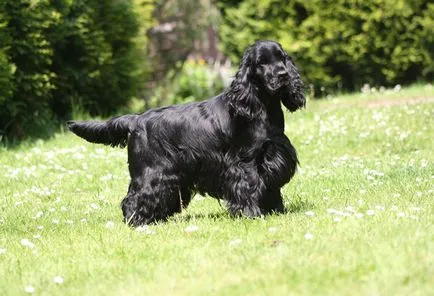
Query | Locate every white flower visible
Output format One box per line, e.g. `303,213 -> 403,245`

20,239 -> 35,249
105,221 -> 115,229
184,225 -> 199,233
24,285 -> 35,293
268,227 -> 277,233
305,211 -> 315,216
34,211 -> 44,219
354,213 -> 364,218
53,276 -> 64,284
0,248 -> 6,255
366,210 -> 375,216
135,226 -> 155,235
333,217 -> 341,222
397,212 -> 406,218
229,238 -> 242,246
304,233 -> 314,240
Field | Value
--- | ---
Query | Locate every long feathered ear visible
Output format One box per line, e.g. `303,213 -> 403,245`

281,55 -> 306,112
227,46 -> 263,120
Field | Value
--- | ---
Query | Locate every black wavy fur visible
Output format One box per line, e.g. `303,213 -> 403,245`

68,40 -> 306,226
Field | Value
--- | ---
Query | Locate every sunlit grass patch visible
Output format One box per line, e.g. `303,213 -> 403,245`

0,85 -> 433,295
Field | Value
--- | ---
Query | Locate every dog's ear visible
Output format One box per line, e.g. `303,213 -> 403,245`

227,46 -> 263,120
281,54 -> 306,112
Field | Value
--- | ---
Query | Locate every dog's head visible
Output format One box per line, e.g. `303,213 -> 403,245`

228,40 -> 305,119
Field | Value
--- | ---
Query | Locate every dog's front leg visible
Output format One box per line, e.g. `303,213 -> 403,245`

224,162 -> 265,218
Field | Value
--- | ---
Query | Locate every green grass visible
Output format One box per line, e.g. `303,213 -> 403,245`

1,85 -> 433,295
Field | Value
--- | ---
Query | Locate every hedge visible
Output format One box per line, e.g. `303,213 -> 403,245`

219,0 -> 433,94
0,0 -> 153,140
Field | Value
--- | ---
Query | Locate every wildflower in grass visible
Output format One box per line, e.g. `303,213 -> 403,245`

61,206 -> 67,212
392,193 -> 401,198
105,221 -> 115,229
36,225 -> 44,230
229,238 -> 242,246
49,207 -> 56,212
136,226 -> 156,235
65,220 -> 73,225
52,219 -> 60,224
90,203 -> 100,210
345,206 -> 356,213
366,210 -> 375,216
33,234 -> 42,239
354,213 -> 364,218
0,248 -> 6,255
184,225 -> 199,233
34,211 -> 43,219
397,212 -> 406,218
53,276 -> 64,285
24,285 -> 35,293
304,233 -> 313,240
80,218 -> 87,223
333,217 -> 341,222
268,227 -> 277,233
305,211 -> 315,216
20,238 -> 35,249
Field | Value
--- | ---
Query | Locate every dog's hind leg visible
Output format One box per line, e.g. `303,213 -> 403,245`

121,170 -> 185,226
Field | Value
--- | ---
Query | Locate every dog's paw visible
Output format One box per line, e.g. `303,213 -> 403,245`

242,205 -> 263,218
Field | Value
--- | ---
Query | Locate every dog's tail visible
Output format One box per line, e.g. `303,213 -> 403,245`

67,115 -> 138,148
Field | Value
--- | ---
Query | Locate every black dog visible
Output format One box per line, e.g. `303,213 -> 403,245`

68,40 -> 305,226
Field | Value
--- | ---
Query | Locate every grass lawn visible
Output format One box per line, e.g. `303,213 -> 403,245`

1,85 -> 433,295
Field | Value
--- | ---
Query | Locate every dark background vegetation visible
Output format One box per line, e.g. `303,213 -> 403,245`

0,0 -> 432,141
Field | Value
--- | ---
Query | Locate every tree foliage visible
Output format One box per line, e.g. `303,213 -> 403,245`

219,0 -> 433,94
0,0 -> 153,140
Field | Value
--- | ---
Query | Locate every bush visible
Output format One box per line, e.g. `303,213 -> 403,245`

219,0 -> 433,94
150,59 -> 225,106
0,0 -> 153,141
0,0 -> 56,139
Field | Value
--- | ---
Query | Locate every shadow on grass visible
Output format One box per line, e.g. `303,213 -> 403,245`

173,211 -> 230,223
285,194 -> 316,213
171,194 -> 315,223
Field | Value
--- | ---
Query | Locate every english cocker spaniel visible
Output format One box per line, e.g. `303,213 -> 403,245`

68,40 -> 305,226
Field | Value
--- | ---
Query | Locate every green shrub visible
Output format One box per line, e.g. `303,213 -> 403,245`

219,0 -> 433,94
0,0 -> 56,139
151,59 -> 225,106
0,0 -> 153,141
